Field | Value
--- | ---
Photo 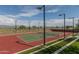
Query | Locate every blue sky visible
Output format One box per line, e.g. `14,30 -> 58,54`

0,5 -> 79,27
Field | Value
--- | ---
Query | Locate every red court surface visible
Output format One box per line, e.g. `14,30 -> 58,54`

0,32 -> 71,54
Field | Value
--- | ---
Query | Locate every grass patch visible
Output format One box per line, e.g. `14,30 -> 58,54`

20,46 -> 42,54
20,37 -> 76,54
35,37 -> 76,54
19,38 -> 63,54
59,38 -> 79,54
46,39 -> 63,46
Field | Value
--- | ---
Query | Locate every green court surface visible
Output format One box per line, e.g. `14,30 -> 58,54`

20,32 -> 60,42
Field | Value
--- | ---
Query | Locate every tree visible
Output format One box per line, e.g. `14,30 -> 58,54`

65,26 -> 72,29
32,26 -> 37,29
18,25 -> 26,29
76,19 -> 79,29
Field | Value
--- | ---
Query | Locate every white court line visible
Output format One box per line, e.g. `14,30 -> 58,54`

16,37 -> 64,54
31,36 -> 72,54
16,33 -> 72,54
31,40 -> 64,54
53,36 -> 79,54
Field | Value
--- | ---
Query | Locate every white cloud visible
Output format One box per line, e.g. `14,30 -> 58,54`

17,18 -> 78,27
47,9 -> 60,13
0,14 -> 78,28
17,20 -> 43,27
17,9 -> 40,17
0,15 -> 43,26
46,19 -> 78,27
0,15 -> 15,25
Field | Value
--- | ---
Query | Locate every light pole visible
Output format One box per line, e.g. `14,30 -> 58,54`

38,21 -> 40,32
73,17 -> 75,36
69,17 -> 75,36
15,19 -> 17,33
59,13 -> 66,40
43,5 -> 46,45
77,19 -> 79,30
37,5 -> 46,45
77,19 -> 79,35
28,20 -> 31,32
72,17 -> 75,36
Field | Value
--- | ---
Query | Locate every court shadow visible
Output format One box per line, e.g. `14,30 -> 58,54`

16,41 -> 33,47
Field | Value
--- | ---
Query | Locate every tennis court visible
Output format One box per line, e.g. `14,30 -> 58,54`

19,32 -> 60,42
